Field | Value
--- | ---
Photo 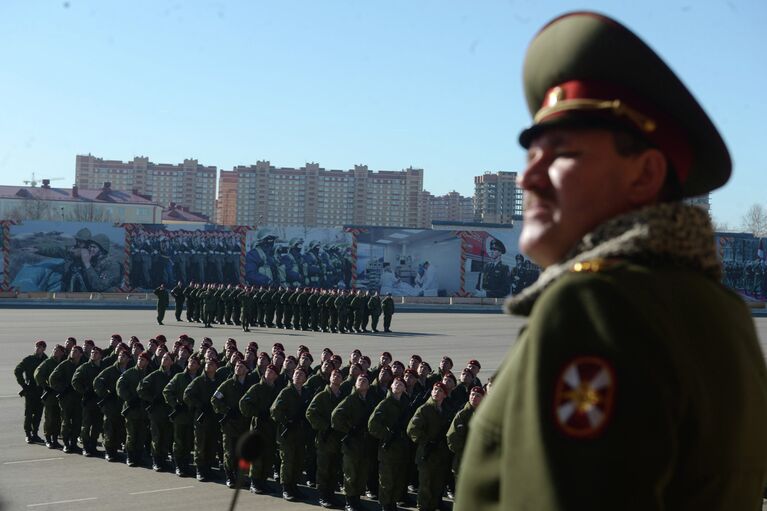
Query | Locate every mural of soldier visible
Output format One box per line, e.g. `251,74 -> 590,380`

476,238 -> 511,298
282,238 -> 307,288
304,240 -> 325,288
245,230 -> 281,287
10,224 -> 122,292
224,232 -> 240,284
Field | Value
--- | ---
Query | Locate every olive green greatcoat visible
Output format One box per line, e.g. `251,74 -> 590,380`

455,261 -> 767,510
306,385 -> 344,497
116,366 -> 148,458
34,356 -> 62,438
49,358 -> 82,447
407,398 -> 452,511
183,373 -> 224,470
368,392 -> 411,508
72,360 -> 104,451
382,295 -> 395,331
163,369 -> 197,466
367,294 -> 382,331
154,286 -> 169,324
240,380 -> 279,482
270,383 -> 312,487
331,391 -> 375,498
211,376 -> 252,475
137,368 -> 173,462
15,353 -> 46,435
446,402 -> 475,476
93,363 -> 127,455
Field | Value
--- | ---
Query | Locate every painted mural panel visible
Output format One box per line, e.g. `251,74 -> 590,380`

127,224 -> 243,290
243,227 -> 352,288
8,221 -> 125,292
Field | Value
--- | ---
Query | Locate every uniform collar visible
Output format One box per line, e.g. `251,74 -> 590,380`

506,202 -> 721,316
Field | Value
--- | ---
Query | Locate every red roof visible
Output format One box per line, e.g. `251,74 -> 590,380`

0,185 -> 158,205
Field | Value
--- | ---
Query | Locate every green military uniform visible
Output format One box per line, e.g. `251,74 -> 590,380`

368,392 -> 411,510
116,364 -> 149,465
270,383 -> 312,492
48,357 -> 82,452
93,362 -> 127,460
306,385 -> 344,504
183,284 -> 197,321
171,283 -> 185,321
297,289 -> 310,330
307,289 -> 320,331
407,398 -> 452,511
71,359 -> 103,455
382,295 -> 395,332
331,390 -> 375,505
367,294 -> 382,332
289,289 -> 301,329
334,292 -> 349,333
456,12 -> 767,511
446,401 -> 475,478
211,375 -> 252,485
15,352 -> 46,441
238,289 -> 251,331
183,371 -> 224,479
137,367 -> 173,470
34,355 -> 61,446
203,288 -> 218,327
154,286 -> 169,325
240,379 -> 279,489
163,368 -> 198,475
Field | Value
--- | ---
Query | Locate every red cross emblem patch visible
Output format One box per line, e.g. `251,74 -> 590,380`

553,356 -> 616,439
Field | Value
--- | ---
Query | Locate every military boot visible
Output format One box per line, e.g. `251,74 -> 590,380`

282,484 -> 297,502
250,479 -> 266,494
31,431 -> 44,443
344,496 -> 362,511
25,432 -> 33,444
49,436 -> 62,449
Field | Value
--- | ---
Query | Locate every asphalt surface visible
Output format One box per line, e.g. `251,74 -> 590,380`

1,309 -> 766,511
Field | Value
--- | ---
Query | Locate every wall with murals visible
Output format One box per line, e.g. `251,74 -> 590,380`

0,220 -> 542,297
1,220 -> 753,299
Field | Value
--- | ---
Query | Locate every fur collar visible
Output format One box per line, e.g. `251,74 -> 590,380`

505,202 -> 721,316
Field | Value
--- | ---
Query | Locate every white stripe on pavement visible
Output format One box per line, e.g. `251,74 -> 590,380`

128,486 -> 194,495
4,457 -> 64,465
27,497 -> 98,507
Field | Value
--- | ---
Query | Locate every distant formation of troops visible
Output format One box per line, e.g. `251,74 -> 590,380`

155,282 -> 396,334
131,231 -> 242,290
16,336 -> 489,511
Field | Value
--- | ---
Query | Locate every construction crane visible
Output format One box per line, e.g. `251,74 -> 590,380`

22,173 -> 65,187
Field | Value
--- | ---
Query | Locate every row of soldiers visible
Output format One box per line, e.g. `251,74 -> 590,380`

16,335 -> 487,511
157,283 -> 396,334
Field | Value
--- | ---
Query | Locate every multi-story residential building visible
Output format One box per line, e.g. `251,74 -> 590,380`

685,193 -> 711,214
223,161 -> 427,228
427,191 -> 474,223
216,170 -> 238,225
75,154 -> 217,221
0,180 -> 163,223
473,171 -> 523,224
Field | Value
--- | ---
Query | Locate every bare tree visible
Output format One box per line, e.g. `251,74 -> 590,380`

65,203 -> 113,222
7,198 -> 53,222
711,218 -> 731,232
741,204 -> 767,237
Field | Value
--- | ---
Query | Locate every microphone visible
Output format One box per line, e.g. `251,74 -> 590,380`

227,431 -> 262,511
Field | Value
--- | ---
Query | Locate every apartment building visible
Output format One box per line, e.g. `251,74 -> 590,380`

75,154 -> 217,221
426,191 -> 474,223
473,171 -> 524,224
222,161 -> 427,228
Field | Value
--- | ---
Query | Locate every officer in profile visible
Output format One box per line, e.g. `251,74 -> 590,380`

456,11 -> 767,510
477,238 -> 511,298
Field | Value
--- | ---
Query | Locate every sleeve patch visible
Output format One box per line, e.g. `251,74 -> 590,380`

553,356 -> 616,439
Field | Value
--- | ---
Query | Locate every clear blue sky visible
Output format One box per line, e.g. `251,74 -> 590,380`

1,0 -> 764,228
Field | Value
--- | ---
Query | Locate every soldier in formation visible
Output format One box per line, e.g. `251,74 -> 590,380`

17,336 -> 485,511
163,283 -> 397,334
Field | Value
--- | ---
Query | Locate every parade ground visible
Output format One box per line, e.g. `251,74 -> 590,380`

1,308 -> 766,510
